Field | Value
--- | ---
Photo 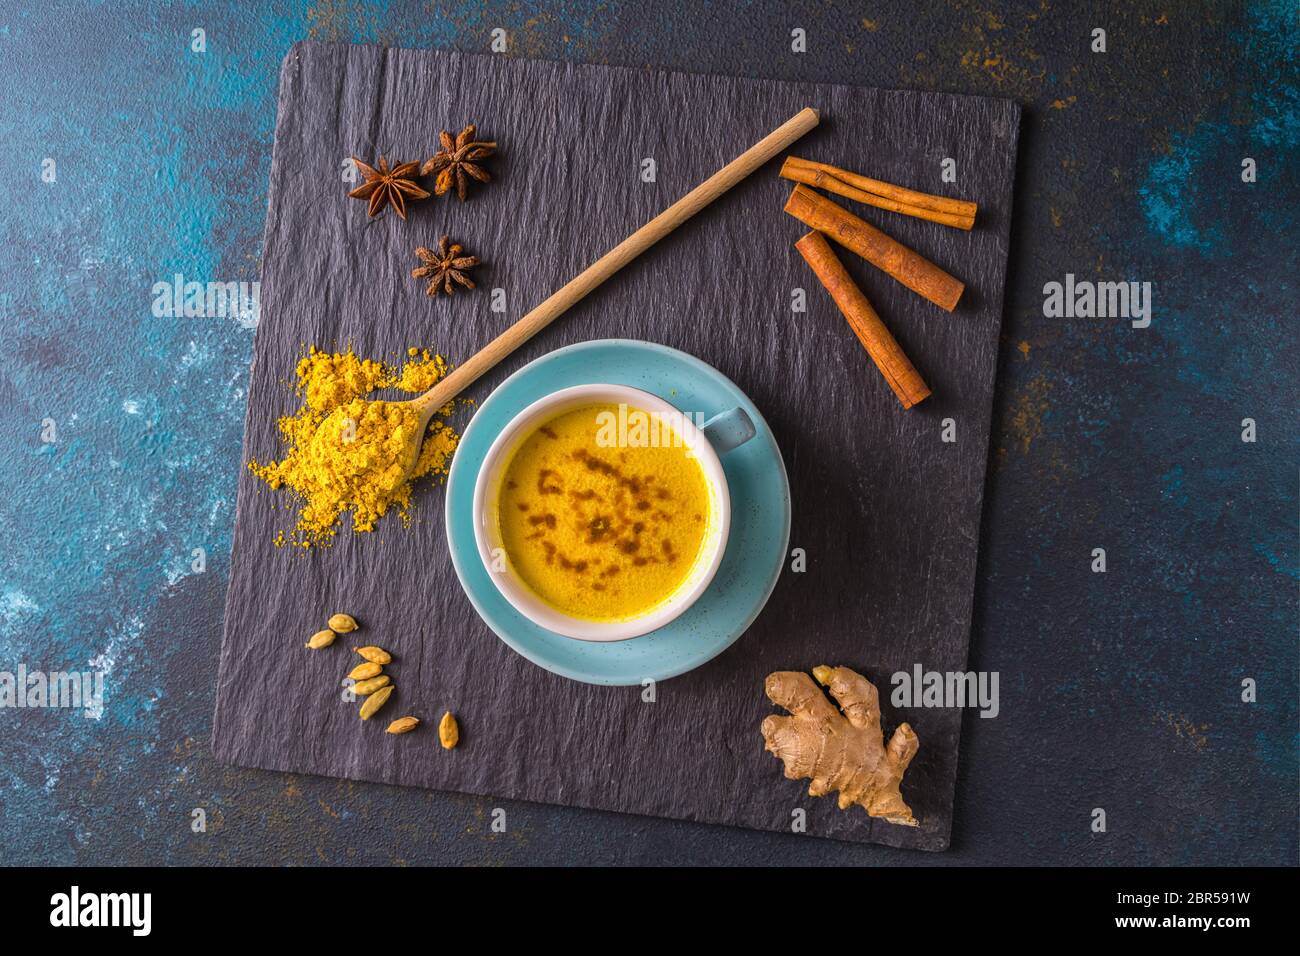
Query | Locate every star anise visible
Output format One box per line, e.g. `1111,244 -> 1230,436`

421,125 -> 496,201
411,236 -> 480,297
348,157 -> 430,220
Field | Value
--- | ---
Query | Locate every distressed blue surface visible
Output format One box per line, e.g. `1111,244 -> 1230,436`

0,0 -> 1295,865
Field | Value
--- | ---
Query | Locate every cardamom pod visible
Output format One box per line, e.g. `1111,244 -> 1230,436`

347,661 -> 382,681
438,711 -> 459,750
353,646 -> 392,665
328,613 -> 359,633
305,629 -> 336,649
352,675 -> 391,696
359,684 -> 393,720
386,716 -> 419,734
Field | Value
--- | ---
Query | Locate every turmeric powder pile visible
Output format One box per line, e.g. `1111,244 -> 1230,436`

250,347 -> 460,548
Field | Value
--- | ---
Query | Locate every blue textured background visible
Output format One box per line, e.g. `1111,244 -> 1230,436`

0,0 -> 1295,865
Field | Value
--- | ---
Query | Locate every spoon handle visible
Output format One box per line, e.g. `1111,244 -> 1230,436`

414,106 -> 820,412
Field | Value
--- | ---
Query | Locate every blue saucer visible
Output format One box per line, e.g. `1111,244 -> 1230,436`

445,339 -> 791,685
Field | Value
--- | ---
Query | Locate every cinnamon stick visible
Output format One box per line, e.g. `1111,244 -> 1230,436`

783,156 -> 977,223
780,158 -> 975,230
795,231 -> 930,409
784,184 -> 965,312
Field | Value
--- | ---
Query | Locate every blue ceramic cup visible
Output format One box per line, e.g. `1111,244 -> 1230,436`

471,383 -> 755,641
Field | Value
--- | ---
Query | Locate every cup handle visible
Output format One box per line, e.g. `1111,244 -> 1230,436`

701,407 -> 756,454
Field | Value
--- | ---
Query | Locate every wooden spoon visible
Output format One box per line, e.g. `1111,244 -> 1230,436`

397,106 -> 821,473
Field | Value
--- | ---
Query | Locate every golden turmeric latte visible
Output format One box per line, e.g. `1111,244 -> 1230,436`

495,403 -> 714,621
250,347 -> 460,547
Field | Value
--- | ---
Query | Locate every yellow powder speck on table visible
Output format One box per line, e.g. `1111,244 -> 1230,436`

250,346 -> 460,548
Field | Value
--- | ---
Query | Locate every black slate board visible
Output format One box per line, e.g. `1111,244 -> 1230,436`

212,42 -> 1019,850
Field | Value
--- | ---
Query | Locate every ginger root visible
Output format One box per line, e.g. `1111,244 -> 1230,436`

760,665 -> 919,826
